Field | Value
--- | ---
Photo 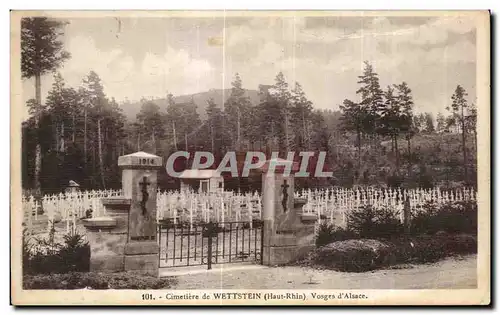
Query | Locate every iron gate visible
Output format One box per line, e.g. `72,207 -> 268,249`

158,220 -> 264,269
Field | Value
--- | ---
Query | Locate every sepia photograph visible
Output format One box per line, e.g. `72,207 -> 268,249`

10,10 -> 490,305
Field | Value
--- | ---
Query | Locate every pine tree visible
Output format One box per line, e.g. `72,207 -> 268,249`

423,112 -> 435,133
291,82 -> 313,151
185,96 -> 201,151
165,94 -> 200,152
412,114 -> 424,133
356,61 -> 384,137
340,99 -> 367,174
45,73 -> 82,153
436,112 -> 446,133
165,93 -> 178,150
271,72 -> 293,154
467,103 -> 477,154
21,17 -> 70,198
206,97 -> 223,154
448,85 -> 471,184
106,97 -> 126,164
256,84 -> 281,152
394,82 -> 414,161
136,100 -> 166,154
81,71 -> 109,189
23,72 -> 128,192
379,85 -> 402,171
224,73 -> 251,151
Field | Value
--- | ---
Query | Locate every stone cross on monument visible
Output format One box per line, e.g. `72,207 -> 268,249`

139,176 -> 150,216
281,180 -> 290,212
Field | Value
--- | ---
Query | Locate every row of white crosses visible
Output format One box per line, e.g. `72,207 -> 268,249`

298,186 -> 477,226
23,186 -> 476,234
156,190 -> 262,227
22,189 -> 121,234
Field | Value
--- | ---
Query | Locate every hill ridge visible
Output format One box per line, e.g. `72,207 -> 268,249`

119,88 -> 260,120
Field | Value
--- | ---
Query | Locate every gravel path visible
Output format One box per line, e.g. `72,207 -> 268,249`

169,255 -> 476,290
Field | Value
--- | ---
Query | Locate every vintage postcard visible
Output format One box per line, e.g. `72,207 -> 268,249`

10,10 -> 490,305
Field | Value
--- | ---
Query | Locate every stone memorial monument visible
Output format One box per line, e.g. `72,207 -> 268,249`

83,151 -> 162,276
260,158 -> 317,266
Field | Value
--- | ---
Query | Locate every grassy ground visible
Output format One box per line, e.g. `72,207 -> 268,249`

168,255 -> 476,290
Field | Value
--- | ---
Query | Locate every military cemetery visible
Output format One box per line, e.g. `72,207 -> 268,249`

14,11 -> 487,306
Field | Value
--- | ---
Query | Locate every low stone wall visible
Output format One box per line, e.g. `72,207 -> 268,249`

87,230 -> 127,272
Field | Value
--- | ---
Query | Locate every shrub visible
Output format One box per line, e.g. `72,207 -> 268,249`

306,200 -> 478,272
441,233 -> 477,255
411,200 -> 477,235
23,224 -> 60,275
58,232 -> 90,273
298,233 -> 477,272
22,228 -> 35,275
392,233 -> 477,264
391,235 -> 446,263
315,222 -> 357,248
347,205 -> 404,239
23,228 -> 90,275
23,272 -> 177,290
312,239 -> 395,272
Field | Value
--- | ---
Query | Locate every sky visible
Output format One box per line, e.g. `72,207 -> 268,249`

21,13 -> 478,121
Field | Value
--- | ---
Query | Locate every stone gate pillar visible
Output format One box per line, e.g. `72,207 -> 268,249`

260,158 -> 317,266
119,151 -> 162,276
83,151 -> 162,276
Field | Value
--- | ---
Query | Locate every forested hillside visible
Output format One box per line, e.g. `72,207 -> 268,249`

21,18 -> 477,195
22,66 -> 477,194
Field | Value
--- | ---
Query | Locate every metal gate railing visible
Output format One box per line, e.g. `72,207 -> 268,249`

158,220 -> 264,269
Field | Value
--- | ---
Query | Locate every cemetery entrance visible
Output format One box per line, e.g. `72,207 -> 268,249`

158,220 -> 264,269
